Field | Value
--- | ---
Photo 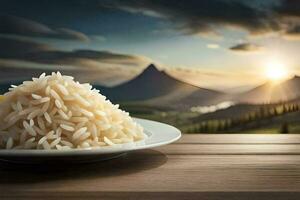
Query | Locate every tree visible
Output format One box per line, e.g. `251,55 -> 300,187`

280,122 -> 289,134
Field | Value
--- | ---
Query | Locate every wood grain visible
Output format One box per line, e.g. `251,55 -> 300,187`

1,134 -> 300,200
177,134 -> 300,144
156,144 -> 300,155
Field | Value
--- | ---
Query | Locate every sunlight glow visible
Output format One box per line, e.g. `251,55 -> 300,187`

265,60 -> 288,81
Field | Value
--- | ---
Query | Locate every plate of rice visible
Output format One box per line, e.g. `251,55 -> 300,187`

0,72 -> 181,163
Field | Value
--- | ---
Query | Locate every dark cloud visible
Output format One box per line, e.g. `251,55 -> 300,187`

0,37 -> 150,68
0,37 -> 52,58
0,15 -> 89,41
275,0 -> 300,18
1,1 -> 299,40
98,0 -> 300,38
229,43 -> 264,52
99,0 -> 280,37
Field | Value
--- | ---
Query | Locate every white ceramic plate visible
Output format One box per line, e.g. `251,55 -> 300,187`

0,118 -> 181,164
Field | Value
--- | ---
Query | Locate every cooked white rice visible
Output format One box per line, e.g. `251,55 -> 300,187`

0,72 -> 146,150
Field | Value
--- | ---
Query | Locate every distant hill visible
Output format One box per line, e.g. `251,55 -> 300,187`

237,75 -> 300,104
97,64 -> 227,109
96,64 -> 184,101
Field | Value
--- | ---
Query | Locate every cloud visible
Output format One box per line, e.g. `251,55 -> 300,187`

0,37 -> 150,69
166,66 -> 263,90
0,60 -> 138,86
0,37 -> 53,58
98,0 -> 300,39
283,25 -> 300,40
0,15 -> 89,41
275,0 -> 300,18
229,43 -> 264,52
100,0 -> 280,38
206,44 -> 220,49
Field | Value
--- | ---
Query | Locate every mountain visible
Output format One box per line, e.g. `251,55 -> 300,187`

97,64 -> 226,109
238,75 -> 300,104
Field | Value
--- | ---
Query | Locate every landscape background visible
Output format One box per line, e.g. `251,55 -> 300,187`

1,0 -> 300,133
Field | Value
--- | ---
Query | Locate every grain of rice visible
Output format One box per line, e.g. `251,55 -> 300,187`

6,137 -> 13,149
61,140 -> 74,148
70,117 -> 88,123
44,112 -> 52,123
67,110 -> 72,118
18,107 -> 37,116
96,122 -> 111,131
37,116 -> 45,130
31,97 -> 50,105
62,95 -> 75,101
57,71 -> 62,78
11,103 -> 17,111
23,121 -> 36,136
29,119 -> 34,126
41,101 -> 50,112
58,109 -> 69,120
72,127 -> 87,140
54,119 -> 75,127
50,89 -> 61,101
78,108 -> 94,118
95,110 -> 106,117
104,136 -> 115,146
38,136 -> 47,145
9,116 -> 21,127
45,86 -> 51,95
50,137 -> 61,148
42,140 -> 51,149
56,127 -> 62,137
32,94 -> 42,100
61,104 -> 68,112
55,99 -> 62,108
60,124 -> 75,132
74,93 -> 90,107
90,123 -> 98,138
39,73 -> 46,79
16,101 -> 22,111
46,130 -> 55,139
74,121 -> 86,130
56,84 -> 69,95
61,146 -> 71,150
27,109 -> 41,120
4,111 -> 17,122
80,141 -> 90,148
79,131 -> 91,141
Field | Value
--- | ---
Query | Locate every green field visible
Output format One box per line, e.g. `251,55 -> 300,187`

121,101 -> 300,134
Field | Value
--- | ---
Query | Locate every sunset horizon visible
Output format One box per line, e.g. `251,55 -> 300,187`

1,0 -> 300,92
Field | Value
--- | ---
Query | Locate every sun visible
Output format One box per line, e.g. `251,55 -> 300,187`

265,60 -> 288,82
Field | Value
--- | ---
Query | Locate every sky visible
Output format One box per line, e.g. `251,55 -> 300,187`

0,0 -> 300,91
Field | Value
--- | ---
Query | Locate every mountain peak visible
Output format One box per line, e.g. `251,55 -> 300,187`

143,64 -> 160,73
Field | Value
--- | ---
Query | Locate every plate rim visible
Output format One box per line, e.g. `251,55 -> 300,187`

0,118 -> 181,157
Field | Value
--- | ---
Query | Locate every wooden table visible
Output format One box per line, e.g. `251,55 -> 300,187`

1,134 -> 300,199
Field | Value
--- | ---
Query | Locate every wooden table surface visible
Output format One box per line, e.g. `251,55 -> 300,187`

1,134 -> 300,200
